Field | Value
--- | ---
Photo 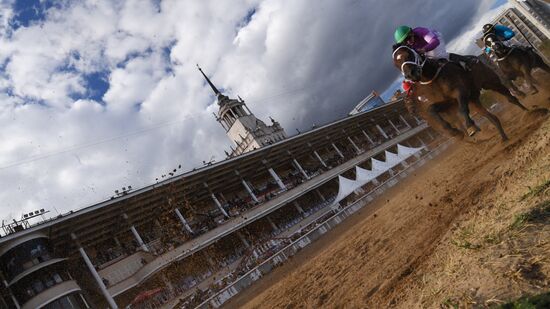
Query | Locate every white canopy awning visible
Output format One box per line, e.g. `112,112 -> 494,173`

355,166 -> 383,183
384,150 -> 402,167
371,157 -> 392,171
397,144 -> 424,159
332,144 -> 424,205
333,175 -> 360,204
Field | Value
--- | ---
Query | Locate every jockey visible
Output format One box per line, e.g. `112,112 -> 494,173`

482,23 -> 515,54
394,25 -> 477,69
394,25 -> 447,59
482,23 -> 515,41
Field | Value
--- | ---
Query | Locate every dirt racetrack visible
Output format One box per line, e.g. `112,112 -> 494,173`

227,84 -> 550,308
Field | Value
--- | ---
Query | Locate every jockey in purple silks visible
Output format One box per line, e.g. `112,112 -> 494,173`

395,26 -> 448,59
395,25 -> 477,69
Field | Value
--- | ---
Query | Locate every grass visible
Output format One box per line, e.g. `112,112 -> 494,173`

498,291 -> 550,309
441,297 -> 459,309
451,239 -> 481,250
451,226 -> 482,250
484,232 -> 502,245
510,212 -> 530,230
519,179 -> 550,201
510,200 -> 550,230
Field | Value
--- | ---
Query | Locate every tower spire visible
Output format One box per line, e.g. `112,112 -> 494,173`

197,64 -> 221,96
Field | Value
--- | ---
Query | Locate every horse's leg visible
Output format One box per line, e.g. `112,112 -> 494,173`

479,62 -> 527,98
530,50 -> 550,74
470,100 -> 509,141
520,65 -> 539,94
427,105 -> 464,138
540,61 -> 550,75
457,92 -> 478,136
486,81 -> 528,111
499,77 -> 526,99
496,61 -> 526,97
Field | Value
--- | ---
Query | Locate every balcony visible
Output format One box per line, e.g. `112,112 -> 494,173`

21,280 -> 81,309
8,258 -> 66,287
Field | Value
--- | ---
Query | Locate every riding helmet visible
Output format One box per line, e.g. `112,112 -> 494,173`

394,25 -> 412,43
482,23 -> 494,34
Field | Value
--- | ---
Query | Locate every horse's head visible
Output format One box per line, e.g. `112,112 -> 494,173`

392,44 -> 422,82
483,33 -> 507,56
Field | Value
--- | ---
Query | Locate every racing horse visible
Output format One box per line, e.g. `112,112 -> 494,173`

392,44 -> 509,141
484,33 -> 550,95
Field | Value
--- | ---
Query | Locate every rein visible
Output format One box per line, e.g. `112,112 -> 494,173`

419,60 -> 446,85
496,46 -> 515,61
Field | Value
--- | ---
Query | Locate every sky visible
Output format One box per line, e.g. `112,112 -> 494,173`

0,0 -> 509,222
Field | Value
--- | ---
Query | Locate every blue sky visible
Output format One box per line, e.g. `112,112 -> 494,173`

10,0 -> 52,29
0,0 -> 508,220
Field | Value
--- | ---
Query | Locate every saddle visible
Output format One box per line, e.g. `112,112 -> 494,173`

448,53 -> 478,71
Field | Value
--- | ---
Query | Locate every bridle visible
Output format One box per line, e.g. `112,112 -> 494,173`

392,45 -> 422,74
483,33 -> 514,61
392,45 -> 444,85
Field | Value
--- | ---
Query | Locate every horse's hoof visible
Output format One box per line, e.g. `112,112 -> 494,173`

467,126 -> 478,137
451,130 -> 464,139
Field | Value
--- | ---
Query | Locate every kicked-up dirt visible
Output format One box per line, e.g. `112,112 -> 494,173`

227,86 -> 550,308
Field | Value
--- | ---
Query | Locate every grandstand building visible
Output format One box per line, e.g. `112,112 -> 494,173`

0,80 -> 441,308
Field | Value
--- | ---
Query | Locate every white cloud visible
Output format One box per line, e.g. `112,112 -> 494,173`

0,0 -> 14,39
0,0 -> 500,221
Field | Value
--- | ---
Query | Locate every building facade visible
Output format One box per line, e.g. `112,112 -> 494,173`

510,0 -> 550,40
0,97 -> 440,309
481,0 -> 550,53
198,66 -> 287,157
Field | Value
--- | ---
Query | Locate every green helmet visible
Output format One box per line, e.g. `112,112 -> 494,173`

394,25 -> 412,43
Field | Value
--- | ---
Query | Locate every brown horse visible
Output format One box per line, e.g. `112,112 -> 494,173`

392,45 -> 508,140
484,33 -> 550,94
